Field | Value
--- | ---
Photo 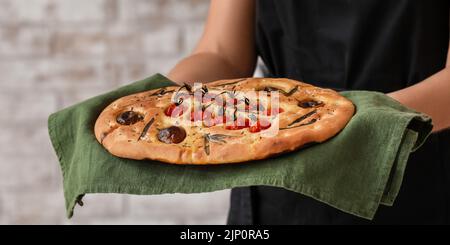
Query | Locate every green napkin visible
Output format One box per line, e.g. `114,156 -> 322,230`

48,74 -> 432,220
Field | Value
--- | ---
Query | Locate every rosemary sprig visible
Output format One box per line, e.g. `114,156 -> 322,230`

177,82 -> 193,93
288,109 -> 317,126
284,86 -> 299,96
214,78 -> 247,87
226,89 -> 239,98
138,117 -> 155,141
209,134 -> 232,143
203,134 -> 235,155
262,85 -> 298,96
150,88 -> 174,97
204,135 -> 210,155
281,118 -> 317,130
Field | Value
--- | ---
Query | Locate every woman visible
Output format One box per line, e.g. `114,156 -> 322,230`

168,0 -> 450,224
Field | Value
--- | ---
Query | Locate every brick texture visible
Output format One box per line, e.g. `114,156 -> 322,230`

0,0 -> 235,225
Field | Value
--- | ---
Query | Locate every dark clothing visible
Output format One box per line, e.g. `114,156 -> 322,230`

228,0 -> 450,224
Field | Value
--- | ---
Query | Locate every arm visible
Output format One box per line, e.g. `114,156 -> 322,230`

168,0 -> 256,85
388,42 -> 450,132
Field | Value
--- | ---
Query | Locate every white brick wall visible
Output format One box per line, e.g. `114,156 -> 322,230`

51,0 -> 108,23
0,26 -> 50,57
0,0 -> 233,225
0,0 -> 52,23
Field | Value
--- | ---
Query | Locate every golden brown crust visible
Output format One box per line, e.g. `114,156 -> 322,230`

94,78 -> 355,164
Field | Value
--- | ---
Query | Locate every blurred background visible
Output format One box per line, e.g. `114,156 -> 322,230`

0,0 -> 233,224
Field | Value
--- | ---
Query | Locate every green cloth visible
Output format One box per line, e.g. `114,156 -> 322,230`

48,74 -> 432,220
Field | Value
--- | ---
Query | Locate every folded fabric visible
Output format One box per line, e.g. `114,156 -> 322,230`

48,74 -> 432,220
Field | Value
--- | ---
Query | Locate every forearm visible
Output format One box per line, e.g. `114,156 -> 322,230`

388,67 -> 450,132
167,0 -> 256,85
167,52 -> 250,85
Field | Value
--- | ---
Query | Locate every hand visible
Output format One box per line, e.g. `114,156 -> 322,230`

387,68 -> 450,132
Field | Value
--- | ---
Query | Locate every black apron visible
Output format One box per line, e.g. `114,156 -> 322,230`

228,0 -> 450,225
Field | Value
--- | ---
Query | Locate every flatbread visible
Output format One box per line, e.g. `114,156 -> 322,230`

94,78 -> 355,164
